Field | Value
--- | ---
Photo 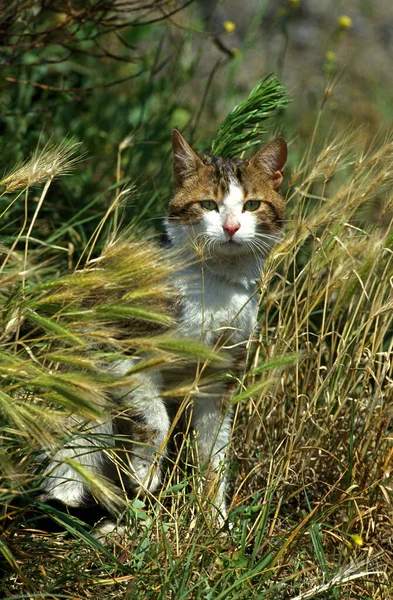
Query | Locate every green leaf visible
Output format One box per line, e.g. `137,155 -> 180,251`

160,482 -> 188,496
61,458 -> 125,513
28,311 -> 84,346
211,74 -> 290,158
250,352 -> 301,375
153,337 -> 227,363
94,304 -> 174,326
37,501 -> 127,568
231,379 -> 275,404
34,376 -> 104,416
0,535 -> 20,572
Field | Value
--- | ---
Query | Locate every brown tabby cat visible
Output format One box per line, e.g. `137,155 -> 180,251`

42,130 -> 287,525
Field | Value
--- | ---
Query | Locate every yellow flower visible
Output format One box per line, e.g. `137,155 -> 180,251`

338,15 -> 352,30
350,533 -> 364,547
223,20 -> 236,33
288,0 -> 300,6
325,50 -> 336,62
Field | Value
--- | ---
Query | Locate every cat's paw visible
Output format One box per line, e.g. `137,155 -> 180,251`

94,520 -> 129,547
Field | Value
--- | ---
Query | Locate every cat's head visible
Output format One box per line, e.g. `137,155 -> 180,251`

166,129 -> 287,265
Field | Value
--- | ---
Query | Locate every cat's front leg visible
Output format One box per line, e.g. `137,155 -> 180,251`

41,417 -> 114,507
191,394 -> 232,522
117,395 -> 170,495
42,365 -> 170,507
114,365 -> 171,496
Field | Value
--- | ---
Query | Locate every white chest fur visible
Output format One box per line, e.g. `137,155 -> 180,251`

175,264 -> 258,347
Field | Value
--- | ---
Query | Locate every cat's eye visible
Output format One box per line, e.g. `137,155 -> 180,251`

200,200 -> 218,211
243,200 -> 261,212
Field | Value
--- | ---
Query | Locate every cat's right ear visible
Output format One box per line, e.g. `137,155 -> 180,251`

172,129 -> 203,186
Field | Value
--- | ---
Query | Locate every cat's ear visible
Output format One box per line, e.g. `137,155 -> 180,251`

172,129 -> 203,186
249,137 -> 287,190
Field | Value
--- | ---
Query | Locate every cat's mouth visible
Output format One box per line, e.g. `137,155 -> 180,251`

216,238 -> 248,255
219,238 -> 240,247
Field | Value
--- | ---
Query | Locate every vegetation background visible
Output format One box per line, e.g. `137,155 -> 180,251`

1,0 -> 393,598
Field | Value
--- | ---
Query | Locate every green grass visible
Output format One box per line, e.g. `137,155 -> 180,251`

1,122 -> 392,599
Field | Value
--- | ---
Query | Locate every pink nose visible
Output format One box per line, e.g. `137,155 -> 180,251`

223,222 -> 240,237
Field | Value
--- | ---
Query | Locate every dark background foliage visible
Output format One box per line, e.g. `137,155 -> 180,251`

2,0 -> 392,254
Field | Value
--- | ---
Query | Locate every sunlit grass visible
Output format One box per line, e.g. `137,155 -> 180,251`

1,126 -> 392,599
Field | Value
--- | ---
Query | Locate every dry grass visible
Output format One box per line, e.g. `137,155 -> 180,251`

1,130 -> 392,599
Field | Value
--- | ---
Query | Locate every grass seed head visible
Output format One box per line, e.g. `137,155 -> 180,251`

0,139 -> 82,192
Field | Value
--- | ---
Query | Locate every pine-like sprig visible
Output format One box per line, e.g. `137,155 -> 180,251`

211,74 -> 290,158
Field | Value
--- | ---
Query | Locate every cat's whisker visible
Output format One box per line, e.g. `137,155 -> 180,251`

250,241 -> 271,261
247,243 -> 260,264
254,232 -> 281,242
248,238 -> 273,254
243,238 -> 265,263
256,244 -> 273,255
207,238 -> 218,259
145,216 -> 168,223
249,246 -> 267,263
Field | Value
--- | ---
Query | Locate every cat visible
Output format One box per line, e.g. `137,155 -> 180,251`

41,129 -> 287,524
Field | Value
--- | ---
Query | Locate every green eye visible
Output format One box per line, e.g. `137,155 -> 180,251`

243,200 -> 261,212
200,200 -> 218,211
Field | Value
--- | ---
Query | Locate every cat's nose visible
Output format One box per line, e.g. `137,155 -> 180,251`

223,221 -> 240,237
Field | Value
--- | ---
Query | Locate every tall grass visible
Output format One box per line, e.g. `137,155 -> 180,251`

1,1 -> 392,597
1,122 -> 392,598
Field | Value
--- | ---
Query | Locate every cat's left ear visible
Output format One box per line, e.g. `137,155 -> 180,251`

248,137 -> 288,190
